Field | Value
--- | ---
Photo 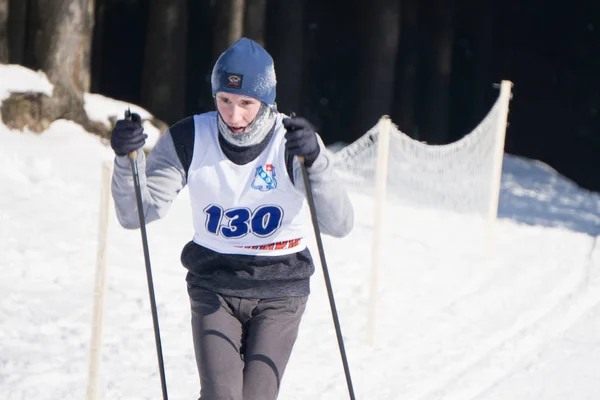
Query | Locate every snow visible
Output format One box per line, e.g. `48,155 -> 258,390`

0,65 -> 54,101
84,93 -> 161,149
1,64 -> 600,400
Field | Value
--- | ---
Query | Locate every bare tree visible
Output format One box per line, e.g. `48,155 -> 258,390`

0,0 -> 8,62
393,0 -> 419,137
470,0 -> 496,124
2,0 -> 99,133
213,0 -> 245,58
243,0 -> 266,47
270,0 -> 305,113
7,0 -> 28,65
355,0 -> 401,134
90,0 -> 105,93
31,0 -> 94,113
418,0 -> 455,144
141,0 -> 188,124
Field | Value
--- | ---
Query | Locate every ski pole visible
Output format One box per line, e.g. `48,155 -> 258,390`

293,119 -> 356,399
125,109 -> 169,400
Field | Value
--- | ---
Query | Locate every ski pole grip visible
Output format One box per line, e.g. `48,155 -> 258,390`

124,108 -> 140,160
288,112 -> 305,164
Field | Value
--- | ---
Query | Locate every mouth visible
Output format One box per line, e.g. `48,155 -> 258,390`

230,126 -> 246,133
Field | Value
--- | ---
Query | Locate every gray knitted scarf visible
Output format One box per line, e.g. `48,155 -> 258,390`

217,103 -> 276,147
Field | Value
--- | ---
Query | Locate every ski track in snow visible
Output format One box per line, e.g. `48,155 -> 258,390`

414,236 -> 600,400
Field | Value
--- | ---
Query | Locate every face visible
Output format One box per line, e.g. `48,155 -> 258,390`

216,92 -> 262,133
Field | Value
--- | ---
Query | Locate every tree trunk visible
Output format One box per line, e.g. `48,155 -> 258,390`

141,0 -> 188,124
418,0 -> 455,144
355,0 -> 401,135
7,0 -> 28,65
186,0 -> 214,115
22,0 -> 95,130
243,0 -> 266,47
470,0 -> 495,124
90,0 -> 105,93
83,0 -> 94,91
393,0 -> 419,137
0,0 -> 8,62
213,0 -> 245,58
270,0 -> 304,113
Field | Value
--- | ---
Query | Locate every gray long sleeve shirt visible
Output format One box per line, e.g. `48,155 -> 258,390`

111,113 -> 354,298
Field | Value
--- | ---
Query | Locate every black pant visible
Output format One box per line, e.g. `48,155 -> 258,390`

188,285 -> 308,400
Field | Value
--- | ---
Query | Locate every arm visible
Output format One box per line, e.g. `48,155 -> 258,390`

292,135 -> 354,238
111,129 -> 187,229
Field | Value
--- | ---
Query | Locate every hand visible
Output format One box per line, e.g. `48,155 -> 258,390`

283,116 -> 320,167
110,113 -> 148,156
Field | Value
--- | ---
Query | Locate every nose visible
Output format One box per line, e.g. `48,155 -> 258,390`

229,105 -> 244,126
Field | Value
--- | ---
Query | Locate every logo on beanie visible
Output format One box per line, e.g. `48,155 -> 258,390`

251,164 -> 277,191
225,73 -> 243,89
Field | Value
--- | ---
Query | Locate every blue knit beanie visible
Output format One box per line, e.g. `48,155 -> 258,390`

211,38 -> 277,105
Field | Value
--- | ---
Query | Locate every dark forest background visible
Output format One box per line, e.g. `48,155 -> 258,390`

1,0 -> 599,192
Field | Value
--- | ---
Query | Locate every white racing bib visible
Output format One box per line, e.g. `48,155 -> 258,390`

187,112 -> 311,256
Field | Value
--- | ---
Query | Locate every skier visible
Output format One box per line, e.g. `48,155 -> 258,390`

109,37 -> 354,400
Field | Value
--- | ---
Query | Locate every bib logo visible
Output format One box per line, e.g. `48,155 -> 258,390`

252,164 -> 277,191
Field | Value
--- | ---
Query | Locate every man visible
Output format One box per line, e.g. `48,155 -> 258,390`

110,37 -> 353,400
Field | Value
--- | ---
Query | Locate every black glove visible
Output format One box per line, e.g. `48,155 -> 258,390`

110,113 -> 147,156
283,116 -> 320,167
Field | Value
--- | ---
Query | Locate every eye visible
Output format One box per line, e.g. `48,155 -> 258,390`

219,97 -> 231,104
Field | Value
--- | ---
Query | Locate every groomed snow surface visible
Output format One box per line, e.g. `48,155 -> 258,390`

1,64 -> 599,399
